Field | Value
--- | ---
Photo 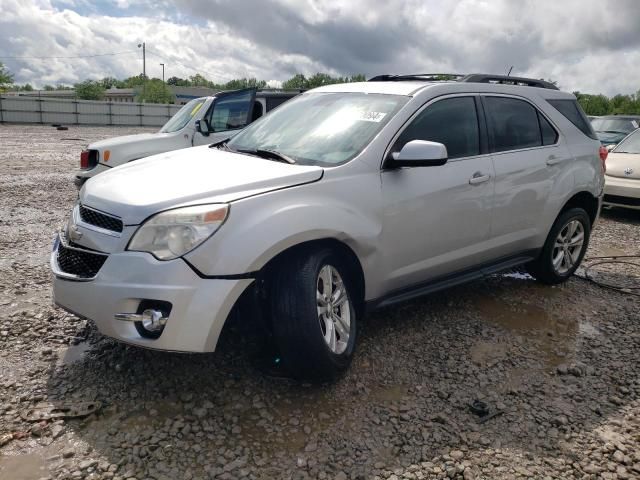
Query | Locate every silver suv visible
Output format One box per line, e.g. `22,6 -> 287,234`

51,74 -> 605,379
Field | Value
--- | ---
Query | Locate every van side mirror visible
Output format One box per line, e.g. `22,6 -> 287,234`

391,140 -> 448,167
195,119 -> 210,136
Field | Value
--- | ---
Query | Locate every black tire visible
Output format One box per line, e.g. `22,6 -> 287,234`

270,248 -> 358,380
526,207 -> 591,284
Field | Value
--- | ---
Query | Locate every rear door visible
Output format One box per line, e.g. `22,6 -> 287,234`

193,88 -> 257,146
482,95 -> 566,254
379,95 -> 496,292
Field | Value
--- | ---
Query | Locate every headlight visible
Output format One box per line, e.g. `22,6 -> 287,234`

128,204 -> 229,260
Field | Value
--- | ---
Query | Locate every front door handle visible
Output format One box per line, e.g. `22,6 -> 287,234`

469,172 -> 491,185
546,155 -> 562,166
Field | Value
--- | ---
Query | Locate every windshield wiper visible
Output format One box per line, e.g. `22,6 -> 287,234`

255,149 -> 296,164
235,148 -> 296,164
209,137 -> 232,150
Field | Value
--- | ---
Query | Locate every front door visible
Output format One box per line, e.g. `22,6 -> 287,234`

380,95 -> 495,293
193,88 -> 257,146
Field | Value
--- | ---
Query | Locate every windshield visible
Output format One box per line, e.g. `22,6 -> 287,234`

227,92 -> 408,166
591,118 -> 639,134
613,129 -> 640,154
160,98 -> 207,133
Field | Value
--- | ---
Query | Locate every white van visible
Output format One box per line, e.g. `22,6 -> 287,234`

74,89 -> 301,187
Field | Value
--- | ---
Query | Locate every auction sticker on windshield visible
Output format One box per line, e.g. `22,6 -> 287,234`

359,111 -> 387,122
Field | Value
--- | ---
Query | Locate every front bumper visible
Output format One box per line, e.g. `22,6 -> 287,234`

52,236 -> 253,352
604,175 -> 640,210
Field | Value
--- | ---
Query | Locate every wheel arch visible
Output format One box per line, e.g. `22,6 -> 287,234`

260,238 -> 367,313
558,191 -> 599,226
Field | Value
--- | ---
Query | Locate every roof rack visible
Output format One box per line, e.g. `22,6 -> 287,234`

459,74 -> 559,90
368,73 -> 559,90
368,73 -> 464,82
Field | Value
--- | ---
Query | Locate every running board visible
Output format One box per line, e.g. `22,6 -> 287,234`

366,251 -> 538,312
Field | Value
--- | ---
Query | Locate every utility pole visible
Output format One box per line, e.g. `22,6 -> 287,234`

160,63 -> 165,83
138,42 -> 146,100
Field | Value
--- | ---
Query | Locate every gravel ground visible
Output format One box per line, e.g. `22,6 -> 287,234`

0,124 -> 639,480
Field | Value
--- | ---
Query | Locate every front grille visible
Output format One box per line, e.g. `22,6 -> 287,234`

604,194 -> 640,207
79,205 -> 123,233
56,241 -> 108,279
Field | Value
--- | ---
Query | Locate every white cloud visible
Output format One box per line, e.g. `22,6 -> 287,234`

0,0 -> 639,95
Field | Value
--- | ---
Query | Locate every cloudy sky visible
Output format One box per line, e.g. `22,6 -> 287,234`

1,0 -> 639,95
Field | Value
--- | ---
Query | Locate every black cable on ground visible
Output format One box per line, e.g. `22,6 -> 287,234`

575,255 -> 640,297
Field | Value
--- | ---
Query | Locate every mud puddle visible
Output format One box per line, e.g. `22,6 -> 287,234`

473,295 -> 584,367
0,453 -> 48,480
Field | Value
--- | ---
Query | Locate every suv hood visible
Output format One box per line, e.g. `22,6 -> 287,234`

80,145 -> 324,225
89,132 -> 166,150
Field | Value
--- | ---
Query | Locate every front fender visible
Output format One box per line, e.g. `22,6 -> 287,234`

184,176 -> 381,292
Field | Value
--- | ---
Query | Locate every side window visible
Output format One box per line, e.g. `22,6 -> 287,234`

547,99 -> 598,140
484,97 -> 542,153
394,97 -> 480,159
538,112 -> 558,145
207,90 -> 254,132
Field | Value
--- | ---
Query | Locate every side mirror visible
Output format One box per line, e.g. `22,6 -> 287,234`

606,144 -> 616,152
195,119 -> 210,136
391,140 -> 448,167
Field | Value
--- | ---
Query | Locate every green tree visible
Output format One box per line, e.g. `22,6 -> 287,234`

100,76 -> 124,89
136,79 -> 175,104
74,80 -> 105,100
222,77 -> 268,90
123,75 -> 146,88
189,73 -> 209,87
167,76 -> 190,86
43,84 -> 55,91
282,74 -> 308,89
0,62 -> 13,91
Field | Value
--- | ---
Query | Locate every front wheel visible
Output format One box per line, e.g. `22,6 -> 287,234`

526,208 -> 591,284
270,248 -> 358,380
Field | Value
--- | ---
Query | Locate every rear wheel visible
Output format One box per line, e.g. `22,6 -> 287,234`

526,208 -> 591,284
270,248 -> 358,380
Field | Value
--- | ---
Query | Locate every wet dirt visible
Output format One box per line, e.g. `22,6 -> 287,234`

0,453 -> 48,480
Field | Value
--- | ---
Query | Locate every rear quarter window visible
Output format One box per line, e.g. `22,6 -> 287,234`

547,99 -> 598,140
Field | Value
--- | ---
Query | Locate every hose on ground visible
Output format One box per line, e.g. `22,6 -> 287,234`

575,255 -> 640,297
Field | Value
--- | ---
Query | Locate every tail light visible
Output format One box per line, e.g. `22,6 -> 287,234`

599,145 -> 608,173
80,150 -> 90,169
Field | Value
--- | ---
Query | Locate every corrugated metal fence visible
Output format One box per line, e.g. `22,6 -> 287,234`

0,96 -> 182,127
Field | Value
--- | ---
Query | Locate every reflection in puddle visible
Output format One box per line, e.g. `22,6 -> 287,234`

0,454 -> 47,480
474,295 -> 585,367
58,342 -> 90,365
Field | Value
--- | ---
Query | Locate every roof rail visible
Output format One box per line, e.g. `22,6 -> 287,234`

368,73 -> 464,82
368,73 -> 559,90
459,74 -> 559,90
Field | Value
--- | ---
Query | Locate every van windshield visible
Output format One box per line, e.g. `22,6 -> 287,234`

160,98 -> 207,133
227,92 -> 408,166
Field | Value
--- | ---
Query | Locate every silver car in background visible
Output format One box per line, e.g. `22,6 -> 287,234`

52,74 -> 604,379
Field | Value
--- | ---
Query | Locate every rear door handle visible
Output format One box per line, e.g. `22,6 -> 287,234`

546,155 -> 562,166
469,172 -> 491,185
